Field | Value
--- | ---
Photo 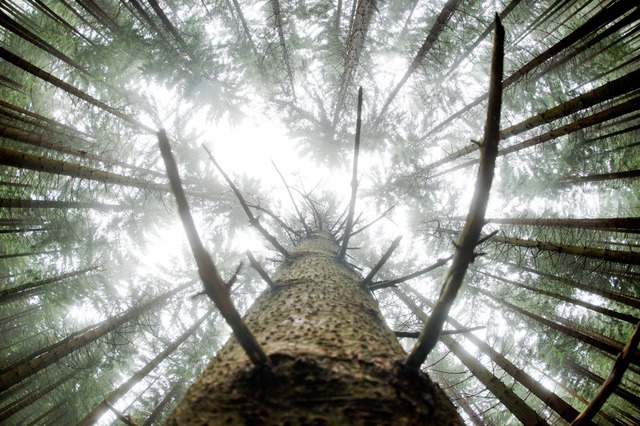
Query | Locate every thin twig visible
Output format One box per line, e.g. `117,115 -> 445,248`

246,251 -> 276,288
338,86 -> 363,260
203,145 -> 290,259
272,160 -> 311,235
159,130 -> 269,366
405,16 -> 504,370
571,321 -> 640,425
361,236 -> 402,287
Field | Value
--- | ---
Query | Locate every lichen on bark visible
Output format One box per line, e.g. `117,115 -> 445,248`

167,232 -> 462,425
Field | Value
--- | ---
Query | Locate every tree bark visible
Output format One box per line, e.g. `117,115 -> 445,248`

168,232 -> 462,424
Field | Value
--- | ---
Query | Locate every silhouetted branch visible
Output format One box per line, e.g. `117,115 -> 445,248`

272,160 -> 311,235
361,236 -> 402,287
204,145 -> 290,259
338,87 -> 363,260
159,130 -> 269,366
395,326 -> 485,338
571,321 -> 640,426
349,205 -> 395,238
246,251 -> 275,288
369,255 -> 453,291
405,17 -> 504,370
247,201 -> 300,244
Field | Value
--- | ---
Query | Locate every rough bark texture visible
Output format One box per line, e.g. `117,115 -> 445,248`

168,232 -> 462,424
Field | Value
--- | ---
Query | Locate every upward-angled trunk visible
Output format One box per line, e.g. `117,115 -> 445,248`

168,232 -> 462,424
269,0 -> 295,99
77,308 -> 213,426
424,0 -> 636,138
332,0 -> 375,130
394,289 -> 549,426
375,0 -> 463,125
0,281 -> 193,391
400,285 -> 584,424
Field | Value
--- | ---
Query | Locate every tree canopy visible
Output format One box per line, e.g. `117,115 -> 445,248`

0,0 -> 638,424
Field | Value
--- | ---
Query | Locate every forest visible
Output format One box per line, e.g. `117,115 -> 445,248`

0,0 -> 639,424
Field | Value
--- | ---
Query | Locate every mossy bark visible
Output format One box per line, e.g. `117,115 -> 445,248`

167,232 -> 462,425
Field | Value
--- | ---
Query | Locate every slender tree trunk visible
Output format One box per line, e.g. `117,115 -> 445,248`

0,375 -> 69,422
168,232 -> 462,424
483,217 -> 640,233
433,370 -> 485,426
400,286 -> 585,424
332,0 -> 375,130
430,67 -> 640,167
0,281 -> 193,391
0,45 -> 153,132
489,234 -> 640,266
395,289 -> 549,426
0,197 -> 126,211
475,269 -> 640,324
375,0 -> 463,125
500,260 -> 640,310
424,0 -> 636,138
143,384 -> 181,426
268,0 -> 296,100
473,287 -> 640,366
567,359 -> 640,409
77,308 -> 213,426
0,265 -> 98,304
0,249 -> 59,260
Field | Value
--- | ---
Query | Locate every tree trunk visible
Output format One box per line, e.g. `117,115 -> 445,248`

0,375 -> 69,422
168,232 -> 462,424
433,370 -> 485,426
483,216 -> 640,233
424,0 -> 636,138
143,384 -> 181,426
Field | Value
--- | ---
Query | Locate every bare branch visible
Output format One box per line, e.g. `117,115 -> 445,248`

158,130 -> 269,366
571,321 -> 640,425
204,145 -> 290,259
246,251 -> 276,288
369,255 -> 453,291
106,402 -> 140,426
361,236 -> 402,287
338,86 -> 363,260
349,205 -> 395,238
395,326 -> 485,339
405,17 -> 504,370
